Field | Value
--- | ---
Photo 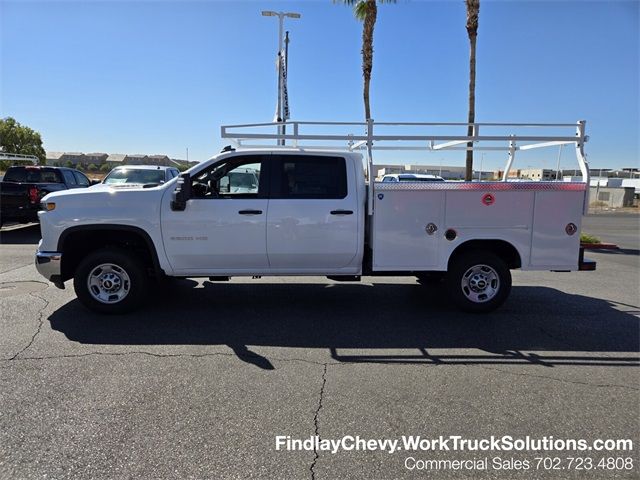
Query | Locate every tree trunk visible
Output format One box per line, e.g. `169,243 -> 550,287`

465,33 -> 476,181
362,0 -> 377,120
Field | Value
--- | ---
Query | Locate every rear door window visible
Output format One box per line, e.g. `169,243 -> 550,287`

271,155 -> 347,199
62,170 -> 77,186
73,171 -> 90,186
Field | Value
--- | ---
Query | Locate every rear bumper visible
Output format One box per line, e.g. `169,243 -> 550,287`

1,207 -> 39,223
578,247 -> 596,271
35,250 -> 65,288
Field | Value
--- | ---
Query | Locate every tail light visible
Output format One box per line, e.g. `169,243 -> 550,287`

28,187 -> 39,204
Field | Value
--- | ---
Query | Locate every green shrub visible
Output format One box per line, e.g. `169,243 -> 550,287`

580,233 -> 601,244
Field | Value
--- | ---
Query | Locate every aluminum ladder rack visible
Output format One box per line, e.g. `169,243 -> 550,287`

220,120 -> 590,214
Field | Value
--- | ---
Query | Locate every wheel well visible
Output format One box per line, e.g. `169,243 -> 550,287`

448,239 -> 522,270
59,226 -> 161,281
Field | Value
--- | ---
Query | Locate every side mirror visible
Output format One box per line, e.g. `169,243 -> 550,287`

171,173 -> 192,211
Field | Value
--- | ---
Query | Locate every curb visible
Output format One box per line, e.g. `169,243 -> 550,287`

580,243 -> 619,250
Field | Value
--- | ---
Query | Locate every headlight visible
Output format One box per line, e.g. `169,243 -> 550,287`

40,202 -> 56,211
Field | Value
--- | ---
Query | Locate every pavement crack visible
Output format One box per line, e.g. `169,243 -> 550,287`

9,292 -> 49,360
479,365 -> 639,391
310,363 -> 328,480
2,349 -> 347,370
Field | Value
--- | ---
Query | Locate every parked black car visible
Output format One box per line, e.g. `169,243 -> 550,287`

0,165 -> 95,226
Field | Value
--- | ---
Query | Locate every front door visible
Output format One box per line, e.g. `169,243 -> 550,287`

162,154 -> 269,274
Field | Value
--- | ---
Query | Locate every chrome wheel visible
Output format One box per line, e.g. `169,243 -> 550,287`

460,264 -> 500,303
87,263 -> 131,304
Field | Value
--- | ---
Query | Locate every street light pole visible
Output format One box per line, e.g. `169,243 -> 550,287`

555,144 -> 564,180
262,10 -> 300,146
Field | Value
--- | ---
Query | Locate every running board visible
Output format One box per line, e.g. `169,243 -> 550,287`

327,276 -> 361,282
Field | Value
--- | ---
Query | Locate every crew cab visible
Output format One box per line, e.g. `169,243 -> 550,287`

0,165 -> 94,227
34,120 -> 596,314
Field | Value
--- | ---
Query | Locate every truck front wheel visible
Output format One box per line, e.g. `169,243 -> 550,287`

74,248 -> 148,314
446,251 -> 511,313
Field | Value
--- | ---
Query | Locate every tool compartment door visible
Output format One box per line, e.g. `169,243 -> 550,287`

530,190 -> 583,269
372,188 -> 445,270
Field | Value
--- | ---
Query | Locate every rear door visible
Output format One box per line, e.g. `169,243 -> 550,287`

266,154 -> 359,270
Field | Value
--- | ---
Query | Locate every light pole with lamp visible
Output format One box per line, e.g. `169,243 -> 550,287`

262,10 -> 300,145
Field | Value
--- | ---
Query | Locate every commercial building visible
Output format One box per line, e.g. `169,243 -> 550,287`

493,168 -> 557,181
46,151 -> 197,168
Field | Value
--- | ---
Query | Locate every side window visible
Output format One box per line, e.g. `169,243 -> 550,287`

273,155 -> 347,199
41,170 -> 62,183
73,171 -> 90,186
62,170 -> 77,186
190,155 -> 265,199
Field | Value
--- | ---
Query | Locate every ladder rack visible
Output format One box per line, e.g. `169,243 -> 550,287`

221,120 -> 590,214
0,152 -> 39,165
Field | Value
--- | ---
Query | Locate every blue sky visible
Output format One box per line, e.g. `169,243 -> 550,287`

1,0 -> 638,172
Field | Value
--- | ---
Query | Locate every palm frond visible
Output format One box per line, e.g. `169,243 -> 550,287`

465,0 -> 480,34
335,0 -> 396,22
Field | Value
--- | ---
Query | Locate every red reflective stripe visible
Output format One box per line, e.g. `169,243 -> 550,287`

375,182 -> 587,192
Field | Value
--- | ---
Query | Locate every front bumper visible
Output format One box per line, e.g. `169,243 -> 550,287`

35,250 -> 65,288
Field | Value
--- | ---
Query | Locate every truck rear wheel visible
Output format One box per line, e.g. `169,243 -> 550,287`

446,250 -> 511,313
74,248 -> 148,314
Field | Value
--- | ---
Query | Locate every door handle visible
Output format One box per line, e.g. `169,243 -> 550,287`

330,210 -> 354,215
238,209 -> 263,215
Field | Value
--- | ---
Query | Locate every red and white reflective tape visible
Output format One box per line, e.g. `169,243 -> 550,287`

374,182 -> 587,192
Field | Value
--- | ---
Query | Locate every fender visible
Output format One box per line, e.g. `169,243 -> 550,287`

57,224 -> 166,276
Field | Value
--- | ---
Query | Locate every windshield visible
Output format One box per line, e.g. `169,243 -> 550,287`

103,169 -> 165,185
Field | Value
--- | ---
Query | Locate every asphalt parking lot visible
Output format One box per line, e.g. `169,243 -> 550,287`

0,213 -> 638,479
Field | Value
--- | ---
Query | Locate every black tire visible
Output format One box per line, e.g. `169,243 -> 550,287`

74,247 -> 148,314
445,250 -> 511,313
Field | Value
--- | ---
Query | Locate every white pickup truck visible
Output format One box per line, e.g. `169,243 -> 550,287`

35,120 -> 595,314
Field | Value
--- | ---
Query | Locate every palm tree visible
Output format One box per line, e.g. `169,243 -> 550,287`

464,0 -> 480,181
340,0 -> 394,120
